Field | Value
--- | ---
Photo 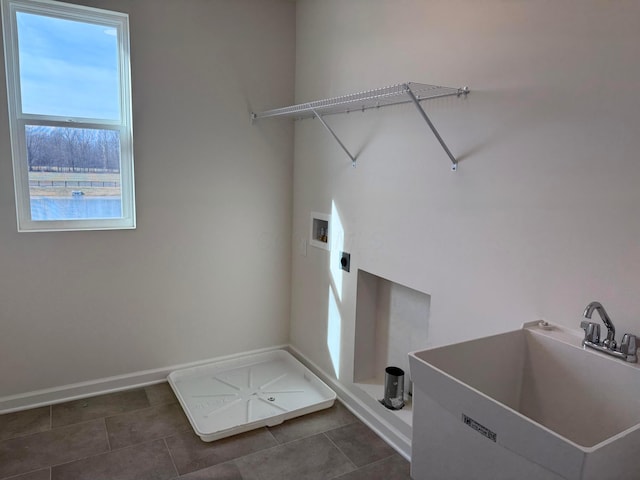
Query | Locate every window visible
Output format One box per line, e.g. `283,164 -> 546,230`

1,0 -> 135,231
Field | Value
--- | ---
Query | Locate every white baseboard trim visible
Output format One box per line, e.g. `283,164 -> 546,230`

0,344 -> 288,414
286,345 -> 412,460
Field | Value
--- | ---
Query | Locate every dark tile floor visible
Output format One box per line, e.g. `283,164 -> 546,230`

0,383 -> 411,480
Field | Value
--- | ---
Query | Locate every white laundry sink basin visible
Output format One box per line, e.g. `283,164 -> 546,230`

409,321 -> 640,480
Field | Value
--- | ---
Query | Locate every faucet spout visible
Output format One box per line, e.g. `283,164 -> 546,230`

583,301 -> 616,349
580,302 -> 637,362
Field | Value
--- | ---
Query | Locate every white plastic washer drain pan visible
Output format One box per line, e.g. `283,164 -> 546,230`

168,350 -> 336,441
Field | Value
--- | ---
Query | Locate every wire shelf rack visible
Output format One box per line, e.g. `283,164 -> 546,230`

252,82 -> 467,120
251,82 -> 469,170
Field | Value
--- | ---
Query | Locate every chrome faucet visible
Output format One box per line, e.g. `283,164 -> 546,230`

583,301 -> 616,349
580,301 -> 637,362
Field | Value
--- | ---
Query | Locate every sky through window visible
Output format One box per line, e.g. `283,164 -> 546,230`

17,11 -> 119,119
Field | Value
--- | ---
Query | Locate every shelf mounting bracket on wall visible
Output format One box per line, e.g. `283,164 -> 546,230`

251,82 -> 469,171
310,108 -> 357,167
404,85 -> 463,171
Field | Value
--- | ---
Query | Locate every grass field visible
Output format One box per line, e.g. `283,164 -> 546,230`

28,171 -> 121,197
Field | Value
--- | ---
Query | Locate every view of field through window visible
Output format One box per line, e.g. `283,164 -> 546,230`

26,126 -> 122,220
17,10 -> 124,221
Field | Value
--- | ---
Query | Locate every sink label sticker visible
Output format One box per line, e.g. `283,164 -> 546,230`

462,414 -> 497,442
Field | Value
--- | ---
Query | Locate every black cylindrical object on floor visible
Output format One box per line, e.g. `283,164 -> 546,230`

382,366 -> 405,410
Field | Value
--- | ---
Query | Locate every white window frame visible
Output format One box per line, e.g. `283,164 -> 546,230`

1,0 -> 135,232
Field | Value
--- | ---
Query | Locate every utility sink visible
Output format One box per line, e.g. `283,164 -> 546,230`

409,321 -> 640,479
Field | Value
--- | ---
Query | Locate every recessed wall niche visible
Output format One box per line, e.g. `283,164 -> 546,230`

354,269 -> 430,426
309,212 -> 330,250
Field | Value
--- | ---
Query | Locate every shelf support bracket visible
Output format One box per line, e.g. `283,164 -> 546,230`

310,108 -> 357,167
405,85 -> 458,171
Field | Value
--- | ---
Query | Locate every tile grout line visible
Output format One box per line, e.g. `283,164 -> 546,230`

0,413 -> 106,446
160,426 -> 293,476
162,437 -> 180,478
103,417 -> 112,451
101,402 -> 155,424
321,431 -> 359,476
264,426 -> 279,445
165,427 -> 288,480
49,387 -> 184,429
46,418 -> 131,474
47,437 -> 166,473
0,411 -> 52,443
232,428 -> 288,458
0,417 -> 110,480
346,453 -> 403,479
321,420 -> 404,477
226,429 -> 326,463
0,466 -> 51,480
49,388 -> 155,430
266,415 -> 359,447
99,401 -> 191,453
100,397 -> 183,426
48,407 -> 52,479
333,453 -> 405,480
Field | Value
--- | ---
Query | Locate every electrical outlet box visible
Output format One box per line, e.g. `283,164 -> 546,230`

340,251 -> 351,272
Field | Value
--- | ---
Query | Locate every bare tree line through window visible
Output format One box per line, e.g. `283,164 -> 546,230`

26,125 -> 120,173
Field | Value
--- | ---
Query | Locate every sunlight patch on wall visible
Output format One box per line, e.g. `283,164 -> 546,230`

327,282 -> 342,378
329,200 -> 345,301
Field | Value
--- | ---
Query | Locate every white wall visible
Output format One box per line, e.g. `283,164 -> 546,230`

0,0 -> 295,398
3,0 -> 639,419
290,0 -> 640,387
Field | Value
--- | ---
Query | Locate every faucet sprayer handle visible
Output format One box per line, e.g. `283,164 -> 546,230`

620,334 -> 637,355
580,321 -> 600,344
